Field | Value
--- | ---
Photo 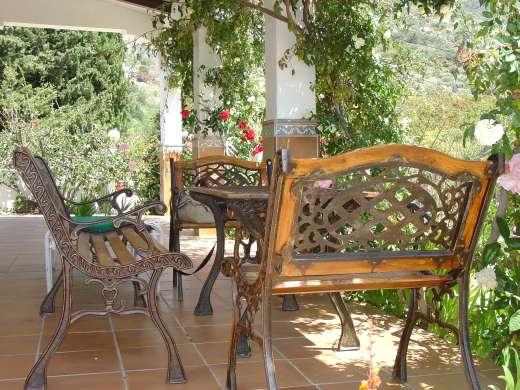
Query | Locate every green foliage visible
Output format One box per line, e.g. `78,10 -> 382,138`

0,27 -> 129,130
400,90 -> 496,159
491,348 -> 520,390
69,195 -> 96,217
0,27 -> 130,201
125,122 -> 161,203
455,0 -> 520,151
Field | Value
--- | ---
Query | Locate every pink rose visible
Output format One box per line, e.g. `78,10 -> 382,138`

313,179 -> 333,189
118,143 -> 130,153
128,160 -> 138,172
497,154 -> 520,194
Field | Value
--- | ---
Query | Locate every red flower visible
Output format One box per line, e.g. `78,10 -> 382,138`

30,119 -> 39,126
238,121 -> 247,130
181,108 -> 190,119
246,128 -> 255,141
115,183 -> 125,191
220,110 -> 231,121
251,144 -> 264,156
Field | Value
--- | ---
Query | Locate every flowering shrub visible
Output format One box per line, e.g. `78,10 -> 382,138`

475,266 -> 498,290
473,119 -> 505,146
498,154 -> 520,194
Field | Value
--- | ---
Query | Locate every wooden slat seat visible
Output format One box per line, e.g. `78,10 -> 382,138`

271,273 -> 451,295
75,226 -> 169,268
177,220 -> 240,229
105,231 -> 134,265
91,234 -> 117,267
238,264 -> 450,294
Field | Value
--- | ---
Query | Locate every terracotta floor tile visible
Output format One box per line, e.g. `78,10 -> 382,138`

47,349 -> 120,376
121,344 -> 203,370
0,335 -> 39,355
173,309 -> 231,327
195,341 -> 276,365
183,324 -> 231,343
290,357 -> 369,384
407,371 -> 502,389
43,315 -> 111,334
47,373 -> 124,390
115,328 -> 189,348
126,366 -> 220,390
110,312 -> 178,331
0,354 -> 35,380
0,317 -> 42,336
211,360 -> 312,389
41,331 -> 115,352
0,379 -> 25,390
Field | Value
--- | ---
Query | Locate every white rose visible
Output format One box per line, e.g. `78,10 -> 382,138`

474,119 -> 505,146
353,36 -> 365,49
475,266 -> 498,290
400,117 -> 411,128
383,30 -> 391,40
247,96 -> 255,103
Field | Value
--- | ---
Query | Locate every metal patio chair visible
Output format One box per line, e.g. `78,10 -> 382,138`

169,155 -> 268,314
225,145 -> 502,390
14,148 -> 192,390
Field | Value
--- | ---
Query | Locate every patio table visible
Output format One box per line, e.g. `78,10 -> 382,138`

189,186 -> 299,317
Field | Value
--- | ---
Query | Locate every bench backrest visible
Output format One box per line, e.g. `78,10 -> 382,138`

171,155 -> 268,191
264,145 -> 502,278
13,147 -> 76,253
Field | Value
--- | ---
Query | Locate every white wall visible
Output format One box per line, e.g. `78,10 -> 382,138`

0,184 -> 16,210
1,0 -> 155,37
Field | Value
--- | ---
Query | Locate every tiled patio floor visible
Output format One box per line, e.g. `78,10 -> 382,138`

0,216 -> 503,390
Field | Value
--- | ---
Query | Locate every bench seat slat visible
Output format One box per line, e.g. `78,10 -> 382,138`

105,231 -> 134,265
121,227 -> 149,251
91,234 -> 116,267
77,232 -> 93,261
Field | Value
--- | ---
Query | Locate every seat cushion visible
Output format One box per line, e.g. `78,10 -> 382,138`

176,191 -> 214,224
72,216 -> 115,233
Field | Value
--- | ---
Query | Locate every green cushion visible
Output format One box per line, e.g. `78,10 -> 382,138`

72,216 -> 115,234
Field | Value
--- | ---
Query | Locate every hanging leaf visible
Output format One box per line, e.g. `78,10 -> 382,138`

482,242 -> 502,265
498,217 -> 511,240
510,310 -> 520,333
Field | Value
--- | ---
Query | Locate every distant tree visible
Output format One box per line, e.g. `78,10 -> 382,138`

0,27 -> 129,131
0,27 -> 130,199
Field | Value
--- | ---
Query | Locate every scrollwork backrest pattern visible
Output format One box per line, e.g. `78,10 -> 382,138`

183,163 -> 262,188
292,163 -> 478,255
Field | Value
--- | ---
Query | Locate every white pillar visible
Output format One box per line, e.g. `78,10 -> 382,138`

263,0 -> 318,159
192,26 -> 225,158
159,66 -> 183,153
158,57 -> 183,208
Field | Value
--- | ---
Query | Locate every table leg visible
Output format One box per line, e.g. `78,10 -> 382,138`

193,198 -> 227,317
282,294 -> 299,311
236,311 -> 251,358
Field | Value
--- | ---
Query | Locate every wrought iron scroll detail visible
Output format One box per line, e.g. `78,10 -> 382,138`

182,163 -> 262,188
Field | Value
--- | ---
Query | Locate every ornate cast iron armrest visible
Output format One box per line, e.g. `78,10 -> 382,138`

65,189 -> 134,214
61,200 -> 167,239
